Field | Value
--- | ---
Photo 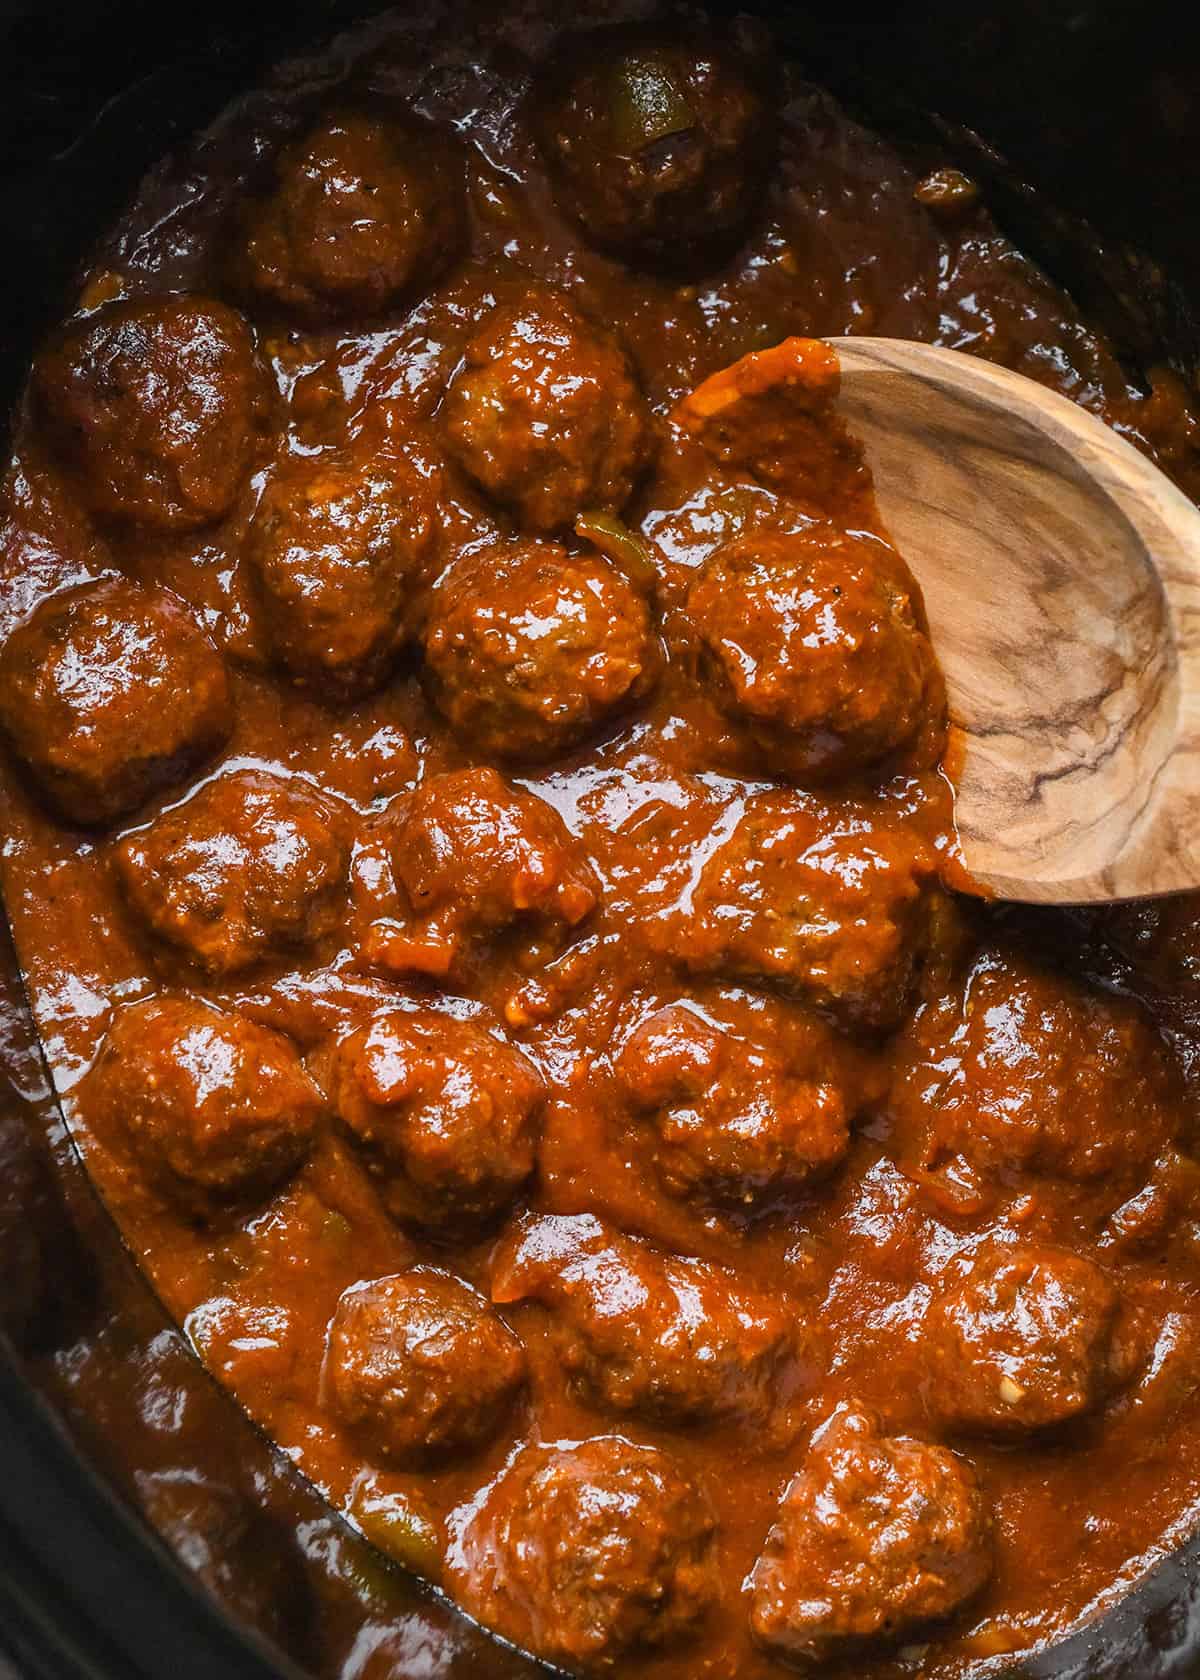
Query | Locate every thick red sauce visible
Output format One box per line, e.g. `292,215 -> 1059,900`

3,4 -> 1200,1677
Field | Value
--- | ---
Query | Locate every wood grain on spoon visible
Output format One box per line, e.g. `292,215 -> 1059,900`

829,336 -> 1200,904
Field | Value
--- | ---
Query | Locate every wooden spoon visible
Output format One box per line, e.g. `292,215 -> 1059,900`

829,336 -> 1200,904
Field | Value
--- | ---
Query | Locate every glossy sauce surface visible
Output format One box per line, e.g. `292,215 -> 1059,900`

4,5 -> 1200,1677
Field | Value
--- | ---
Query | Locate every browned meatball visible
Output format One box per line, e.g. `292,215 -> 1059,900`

367,767 -> 600,980
614,1000 -> 849,1209
688,526 -> 943,781
0,579 -> 232,826
115,769 -> 349,975
240,110 -> 466,323
535,29 -> 773,269
673,338 -> 871,521
926,1247 -> 1135,1436
447,1436 -> 716,1671
330,1008 -> 544,1231
658,790 -> 938,1032
34,296 -> 272,530
492,1211 -> 815,1430
748,1407 -> 993,1665
247,439 -> 438,701
84,996 -> 322,1218
890,949 -> 1177,1216
423,540 -> 660,761
324,1268 -> 526,1465
439,287 -> 652,533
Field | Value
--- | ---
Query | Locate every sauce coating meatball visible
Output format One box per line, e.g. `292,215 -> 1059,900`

492,1211 -> 815,1431
85,996 -> 322,1218
688,526 -> 943,780
926,1247 -> 1135,1436
330,1008 -> 544,1231
34,296 -> 272,530
748,1406 -> 993,1665
423,540 -> 660,760
535,29 -> 772,268
891,948 -> 1177,1215
247,439 -> 438,701
324,1268 -> 526,1465
440,287 -> 652,533
366,767 -> 600,980
673,337 -> 872,521
240,110 -> 466,322
115,769 -> 349,976
614,999 -> 850,1209
447,1436 -> 716,1671
0,579 -> 232,826
662,789 -> 937,1031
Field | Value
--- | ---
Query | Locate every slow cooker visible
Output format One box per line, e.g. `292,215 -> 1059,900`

1,3 -> 1199,1676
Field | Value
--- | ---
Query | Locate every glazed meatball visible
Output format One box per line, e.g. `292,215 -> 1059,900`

85,996 -> 322,1217
673,337 -> 871,521
688,526 -> 943,780
661,790 -> 937,1031
241,110 -> 466,323
535,28 -> 772,268
247,439 -> 438,701
890,949 -> 1177,1215
330,1008 -> 544,1230
423,540 -> 660,761
447,1436 -> 716,1671
0,579 -> 232,826
115,769 -> 349,976
492,1211 -> 814,1430
366,767 -> 600,980
324,1268 -> 526,1465
926,1247 -> 1135,1436
440,287 -> 652,533
748,1407 -> 993,1665
34,296 -> 272,530
615,1000 -> 849,1209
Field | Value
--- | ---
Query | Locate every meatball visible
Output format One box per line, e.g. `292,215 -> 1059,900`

890,948 -> 1177,1215
535,29 -> 772,269
614,1001 -> 849,1209
447,1436 -> 716,1671
673,337 -> 872,521
492,1211 -> 815,1430
661,790 -> 938,1032
366,767 -> 600,980
115,769 -> 349,976
84,996 -> 322,1217
324,1268 -> 526,1465
423,540 -> 660,761
688,526 -> 943,781
0,579 -> 232,826
247,439 -> 438,701
240,110 -> 466,323
440,287 -> 652,533
34,296 -> 272,530
926,1247 -> 1135,1436
748,1407 -> 993,1665
330,1008 -> 544,1231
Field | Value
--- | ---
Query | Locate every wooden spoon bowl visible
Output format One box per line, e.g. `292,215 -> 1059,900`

831,336 -> 1200,903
